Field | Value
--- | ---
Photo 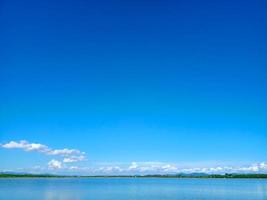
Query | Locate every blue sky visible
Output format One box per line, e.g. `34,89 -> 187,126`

0,0 -> 267,175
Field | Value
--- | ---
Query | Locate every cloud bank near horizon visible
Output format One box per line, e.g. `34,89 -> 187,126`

63,161 -> 267,175
1,140 -> 267,175
2,161 -> 267,175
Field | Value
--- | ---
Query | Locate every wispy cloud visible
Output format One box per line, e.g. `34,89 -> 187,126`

1,140 -> 86,163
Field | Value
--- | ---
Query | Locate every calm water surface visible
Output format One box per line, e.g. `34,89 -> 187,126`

0,178 -> 267,200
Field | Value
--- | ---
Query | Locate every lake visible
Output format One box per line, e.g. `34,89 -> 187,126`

0,178 -> 267,200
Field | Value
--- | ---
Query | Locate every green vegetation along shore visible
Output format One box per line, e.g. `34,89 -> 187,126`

1,173 -> 267,178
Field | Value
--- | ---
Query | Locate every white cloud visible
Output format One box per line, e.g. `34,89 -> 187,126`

48,159 -> 62,169
161,164 -> 178,172
2,161 -> 267,175
1,140 -> 86,163
84,162 -> 267,175
48,149 -> 84,156
128,162 -> 138,170
124,162 -> 178,174
1,140 -> 49,153
237,162 -> 267,172
63,155 -> 86,163
176,162 -> 267,174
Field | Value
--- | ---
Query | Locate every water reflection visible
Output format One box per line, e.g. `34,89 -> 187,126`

0,178 -> 267,200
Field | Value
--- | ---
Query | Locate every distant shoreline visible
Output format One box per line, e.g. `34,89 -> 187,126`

1,173 -> 267,179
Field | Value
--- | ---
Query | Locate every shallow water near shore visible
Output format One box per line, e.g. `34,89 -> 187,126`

1,178 -> 267,200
